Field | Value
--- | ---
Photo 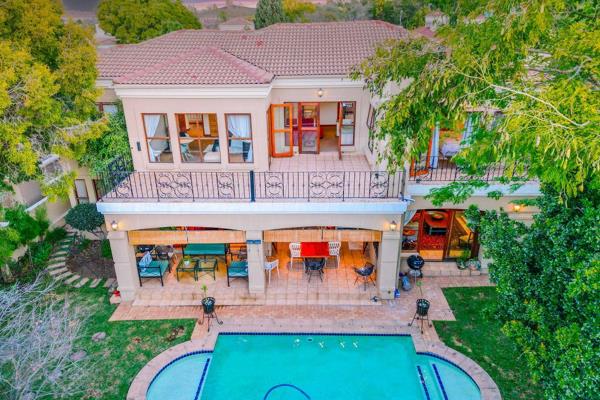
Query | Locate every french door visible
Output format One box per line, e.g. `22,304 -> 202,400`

269,104 -> 293,157
298,102 -> 320,154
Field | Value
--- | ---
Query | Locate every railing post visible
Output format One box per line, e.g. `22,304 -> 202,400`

249,170 -> 256,202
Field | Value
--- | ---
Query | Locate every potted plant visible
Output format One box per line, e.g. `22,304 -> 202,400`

456,249 -> 471,269
183,255 -> 192,267
200,284 -> 215,314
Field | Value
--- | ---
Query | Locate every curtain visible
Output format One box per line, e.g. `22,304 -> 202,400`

144,115 -> 164,161
144,115 -> 161,138
227,115 -> 251,138
403,210 -> 417,225
227,114 -> 252,161
429,122 -> 440,168
202,113 -> 211,136
461,113 -> 474,143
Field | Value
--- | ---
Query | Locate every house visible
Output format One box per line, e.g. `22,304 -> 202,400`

218,17 -> 254,31
92,21 -> 539,305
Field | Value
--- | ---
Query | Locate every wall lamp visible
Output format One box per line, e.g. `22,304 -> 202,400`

317,88 -> 324,98
110,220 -> 119,231
513,204 -> 522,212
389,220 -> 398,231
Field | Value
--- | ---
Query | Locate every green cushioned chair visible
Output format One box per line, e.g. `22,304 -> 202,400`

227,260 -> 248,287
137,253 -> 170,286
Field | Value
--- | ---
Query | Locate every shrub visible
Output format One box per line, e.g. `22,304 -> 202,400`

46,227 -> 68,244
65,204 -> 105,238
101,239 -> 112,259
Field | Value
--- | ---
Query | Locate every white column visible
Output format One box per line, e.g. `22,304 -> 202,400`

107,230 -> 139,301
246,230 -> 266,295
377,230 -> 402,299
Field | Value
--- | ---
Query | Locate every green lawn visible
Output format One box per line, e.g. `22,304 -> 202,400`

64,286 -> 196,399
434,287 -> 544,400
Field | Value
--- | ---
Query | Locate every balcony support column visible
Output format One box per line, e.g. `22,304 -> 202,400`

376,230 -> 401,299
107,230 -> 139,302
246,230 -> 266,295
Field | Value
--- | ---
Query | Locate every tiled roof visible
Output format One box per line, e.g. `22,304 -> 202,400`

114,47 -> 274,85
98,21 -> 408,85
219,17 -> 252,26
411,26 -> 437,39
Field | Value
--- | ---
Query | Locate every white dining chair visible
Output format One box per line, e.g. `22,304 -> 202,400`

328,241 -> 341,269
289,242 -> 301,269
264,259 -> 280,284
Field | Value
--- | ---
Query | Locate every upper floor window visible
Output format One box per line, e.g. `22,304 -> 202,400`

74,179 -> 89,204
143,114 -> 172,163
339,101 -> 355,146
176,113 -> 220,163
98,102 -> 118,115
226,114 -> 253,163
367,105 -> 376,153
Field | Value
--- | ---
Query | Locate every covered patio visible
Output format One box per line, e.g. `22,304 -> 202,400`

133,241 -> 379,307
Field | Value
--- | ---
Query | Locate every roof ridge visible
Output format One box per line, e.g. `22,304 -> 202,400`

206,47 -> 274,83
113,48 -> 207,84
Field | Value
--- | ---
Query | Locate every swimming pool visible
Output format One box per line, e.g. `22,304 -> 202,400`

146,334 -> 481,400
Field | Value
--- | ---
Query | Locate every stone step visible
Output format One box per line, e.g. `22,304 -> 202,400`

89,278 -> 103,288
47,261 -> 65,269
48,267 -> 68,276
55,271 -> 73,281
104,278 -> 116,288
65,274 -> 81,285
75,277 -> 90,288
51,252 -> 68,259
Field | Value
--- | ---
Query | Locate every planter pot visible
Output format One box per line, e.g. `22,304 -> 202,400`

416,298 -> 430,317
184,260 -> 191,267
202,297 -> 216,314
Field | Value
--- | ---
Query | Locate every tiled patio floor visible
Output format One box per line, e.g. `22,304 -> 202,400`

269,153 -> 372,172
132,243 -> 379,306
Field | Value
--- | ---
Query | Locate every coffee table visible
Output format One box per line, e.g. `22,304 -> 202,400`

197,258 -> 218,280
176,258 -> 198,281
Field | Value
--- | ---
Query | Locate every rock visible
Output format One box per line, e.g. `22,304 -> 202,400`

92,332 -> 107,342
70,350 -> 87,361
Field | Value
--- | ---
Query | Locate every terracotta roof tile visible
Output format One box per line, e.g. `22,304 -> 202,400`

98,21 -> 408,85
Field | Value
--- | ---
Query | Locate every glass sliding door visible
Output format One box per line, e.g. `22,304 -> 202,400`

298,103 -> 320,154
270,104 -> 293,157
445,210 -> 476,259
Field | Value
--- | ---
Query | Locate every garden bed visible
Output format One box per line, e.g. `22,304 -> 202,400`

65,240 -> 116,280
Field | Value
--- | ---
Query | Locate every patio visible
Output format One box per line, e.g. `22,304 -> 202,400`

133,242 -> 380,307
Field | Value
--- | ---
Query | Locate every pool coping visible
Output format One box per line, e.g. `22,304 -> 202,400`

127,331 -> 501,400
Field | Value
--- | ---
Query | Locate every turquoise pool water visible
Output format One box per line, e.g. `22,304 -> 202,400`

146,334 -> 480,400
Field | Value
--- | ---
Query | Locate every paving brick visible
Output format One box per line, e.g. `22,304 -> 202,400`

48,267 -> 68,276
75,277 -> 90,288
89,278 -> 102,288
65,275 -> 81,285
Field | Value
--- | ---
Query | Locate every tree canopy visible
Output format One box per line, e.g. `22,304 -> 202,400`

353,0 -> 599,201
254,0 -> 286,29
466,187 -> 599,399
98,0 -> 202,44
283,0 -> 316,23
78,103 -> 132,176
0,0 -> 106,195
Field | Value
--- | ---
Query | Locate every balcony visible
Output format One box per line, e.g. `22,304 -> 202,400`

97,156 -> 404,204
408,157 -> 514,184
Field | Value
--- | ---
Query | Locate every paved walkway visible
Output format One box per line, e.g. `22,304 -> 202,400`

111,275 -> 493,345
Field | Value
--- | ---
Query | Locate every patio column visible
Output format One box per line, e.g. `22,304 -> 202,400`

246,230 -> 266,295
107,230 -> 139,302
377,230 -> 401,299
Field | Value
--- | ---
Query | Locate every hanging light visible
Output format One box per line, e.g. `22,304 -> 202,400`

390,221 -> 398,231
513,204 -> 522,212
317,88 -> 324,97
111,220 -> 119,231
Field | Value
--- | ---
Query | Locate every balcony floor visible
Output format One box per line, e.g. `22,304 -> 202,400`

269,154 -> 372,172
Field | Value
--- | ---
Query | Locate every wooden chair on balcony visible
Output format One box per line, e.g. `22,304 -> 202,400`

289,242 -> 301,270
328,241 -> 341,269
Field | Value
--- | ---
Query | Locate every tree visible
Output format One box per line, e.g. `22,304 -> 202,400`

311,0 -> 371,22
78,103 -> 133,176
254,0 -> 286,29
465,187 -> 599,399
0,0 -> 106,196
283,0 -> 316,23
97,0 -> 202,44
65,204 -> 105,239
353,0 -> 599,202
0,278 -> 91,399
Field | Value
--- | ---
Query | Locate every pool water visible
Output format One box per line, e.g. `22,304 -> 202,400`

146,334 -> 480,400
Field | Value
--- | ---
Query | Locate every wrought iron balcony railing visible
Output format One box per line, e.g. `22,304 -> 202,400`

408,157 -> 516,183
97,170 -> 405,202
